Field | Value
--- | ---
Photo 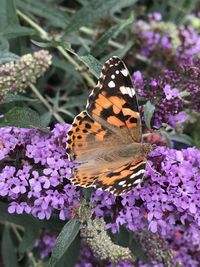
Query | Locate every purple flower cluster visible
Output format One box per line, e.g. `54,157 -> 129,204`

132,71 -> 186,128
133,13 -> 200,71
1,123 -> 200,266
0,124 -> 80,220
132,55 -> 200,128
90,146 -> 200,266
35,232 -> 57,259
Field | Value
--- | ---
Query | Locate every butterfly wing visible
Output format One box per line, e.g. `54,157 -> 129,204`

86,56 -> 142,143
67,111 -> 123,187
67,56 -> 146,195
94,160 -> 146,195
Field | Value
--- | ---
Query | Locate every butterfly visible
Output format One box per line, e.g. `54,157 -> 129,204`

66,56 -> 152,196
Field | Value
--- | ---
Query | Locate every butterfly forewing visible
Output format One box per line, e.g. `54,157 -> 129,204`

86,56 -> 142,143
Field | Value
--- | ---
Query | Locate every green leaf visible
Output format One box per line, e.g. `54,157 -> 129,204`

0,106 -> 42,128
0,201 -> 65,232
80,55 -> 103,78
143,101 -> 155,130
0,0 -> 35,38
55,235 -> 81,267
19,223 -> 40,253
2,25 -> 35,39
91,26 -> 118,57
53,57 -> 83,82
31,39 -> 73,50
102,41 -> 133,61
0,36 -> 9,51
129,236 -> 149,263
65,0 -> 131,34
0,52 -> 19,64
3,94 -> 36,103
16,0 -> 70,29
47,217 -> 80,267
110,0 -> 138,13
0,0 -> 19,30
169,133 -> 193,146
2,225 -> 19,267
91,13 -> 134,57
185,119 -> 200,148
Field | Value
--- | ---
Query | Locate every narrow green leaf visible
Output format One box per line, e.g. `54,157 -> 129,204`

16,0 -> 70,29
130,237 -> 149,263
55,235 -> 81,267
0,52 -> 19,64
169,133 -> 193,145
64,0 -> 126,34
143,101 -> 155,130
53,57 -> 83,82
40,112 -> 52,127
110,0 -> 138,13
0,0 -> 19,30
91,26 -> 118,57
186,119 -> 200,148
0,201 -> 64,232
0,0 -> 35,38
91,14 -> 134,57
0,36 -> 10,51
2,25 -> 35,39
48,217 -> 80,267
102,41 -> 134,62
3,94 -> 36,103
0,106 -> 42,128
80,55 -> 103,78
2,225 -> 19,267
19,224 -> 40,253
31,40 -> 74,53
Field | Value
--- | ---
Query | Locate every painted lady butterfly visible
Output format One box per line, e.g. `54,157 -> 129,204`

67,56 -> 152,195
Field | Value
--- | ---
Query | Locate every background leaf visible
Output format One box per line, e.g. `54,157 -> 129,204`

80,55 -> 103,78
65,0 -> 133,34
0,0 -> 35,38
0,106 -> 42,128
0,51 -> 19,64
47,217 -> 80,267
143,101 -> 156,130
2,225 -> 19,267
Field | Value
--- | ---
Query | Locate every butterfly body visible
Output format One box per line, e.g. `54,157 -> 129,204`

67,56 -> 152,195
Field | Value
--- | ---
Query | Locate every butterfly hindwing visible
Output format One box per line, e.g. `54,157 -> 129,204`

94,160 -> 146,195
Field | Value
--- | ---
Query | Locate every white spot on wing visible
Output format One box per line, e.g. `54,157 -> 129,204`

121,69 -> 128,76
115,70 -> 119,74
108,81 -> 115,88
118,180 -> 126,186
120,86 -> 135,97
111,74 -> 115,79
133,178 -> 142,185
130,169 -> 145,179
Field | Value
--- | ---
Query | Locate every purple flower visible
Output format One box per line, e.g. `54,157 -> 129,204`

0,124 -> 79,221
163,85 -> 179,100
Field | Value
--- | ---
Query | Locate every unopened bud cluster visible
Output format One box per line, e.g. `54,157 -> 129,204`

136,229 -> 174,267
0,50 -> 52,101
79,202 -> 135,264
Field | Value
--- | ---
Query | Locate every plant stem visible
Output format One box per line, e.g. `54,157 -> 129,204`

57,46 -> 96,87
17,10 -> 49,40
17,9 -> 96,87
30,84 -> 65,123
